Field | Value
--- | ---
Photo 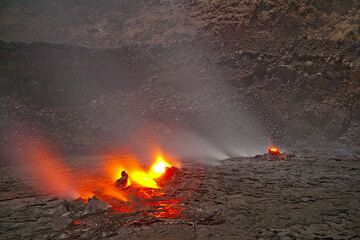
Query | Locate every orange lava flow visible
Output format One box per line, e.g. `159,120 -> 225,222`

146,198 -> 183,218
11,132 -> 182,219
100,150 -> 182,218
107,150 -> 179,189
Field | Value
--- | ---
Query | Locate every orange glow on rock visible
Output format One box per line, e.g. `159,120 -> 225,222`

11,131 -> 182,218
268,146 -> 281,156
149,154 -> 171,179
146,198 -> 183,218
107,151 -> 177,189
11,135 -> 79,198
131,170 -> 159,188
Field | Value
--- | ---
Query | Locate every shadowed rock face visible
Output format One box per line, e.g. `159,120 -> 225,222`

0,1 -> 359,153
0,150 -> 359,239
0,0 -> 359,46
0,41 -> 157,105
0,37 -> 359,156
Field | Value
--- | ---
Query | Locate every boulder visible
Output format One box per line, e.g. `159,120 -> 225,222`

84,196 -> 111,213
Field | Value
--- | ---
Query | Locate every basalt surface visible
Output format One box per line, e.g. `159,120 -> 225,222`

0,1 -> 359,239
1,149 -> 360,240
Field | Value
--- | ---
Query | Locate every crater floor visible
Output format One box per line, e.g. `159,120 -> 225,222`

1,149 -> 360,240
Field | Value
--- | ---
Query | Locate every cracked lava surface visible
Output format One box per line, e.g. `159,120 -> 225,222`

0,148 -> 360,240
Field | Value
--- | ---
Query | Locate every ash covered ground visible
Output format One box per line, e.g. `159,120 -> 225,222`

0,1 -> 360,239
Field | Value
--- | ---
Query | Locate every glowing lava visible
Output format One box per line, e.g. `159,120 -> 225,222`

108,152 -> 178,190
268,146 -> 281,156
130,171 -> 159,188
129,154 -> 175,188
11,130 -> 183,219
149,155 -> 171,178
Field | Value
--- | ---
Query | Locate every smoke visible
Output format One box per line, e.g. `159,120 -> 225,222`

7,130 -> 78,198
0,2 -> 270,168
160,128 -> 230,161
153,45 -> 269,158
6,128 -> 128,201
192,82 -> 269,157
112,123 -> 228,166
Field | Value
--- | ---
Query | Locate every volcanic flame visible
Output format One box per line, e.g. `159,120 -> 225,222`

9,130 -> 182,219
131,171 -> 159,188
109,152 -> 177,189
268,146 -> 281,156
149,155 -> 171,178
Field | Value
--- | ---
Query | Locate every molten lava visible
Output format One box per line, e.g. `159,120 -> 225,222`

268,146 -> 281,156
11,131 -> 182,219
149,155 -> 172,178
130,171 -> 159,188
106,151 -> 181,218
113,153 -> 177,189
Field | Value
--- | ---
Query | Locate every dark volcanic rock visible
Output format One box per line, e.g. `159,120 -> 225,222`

1,150 -> 360,239
84,196 -> 111,213
228,73 -> 255,88
0,1 -> 359,239
274,65 -> 297,82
